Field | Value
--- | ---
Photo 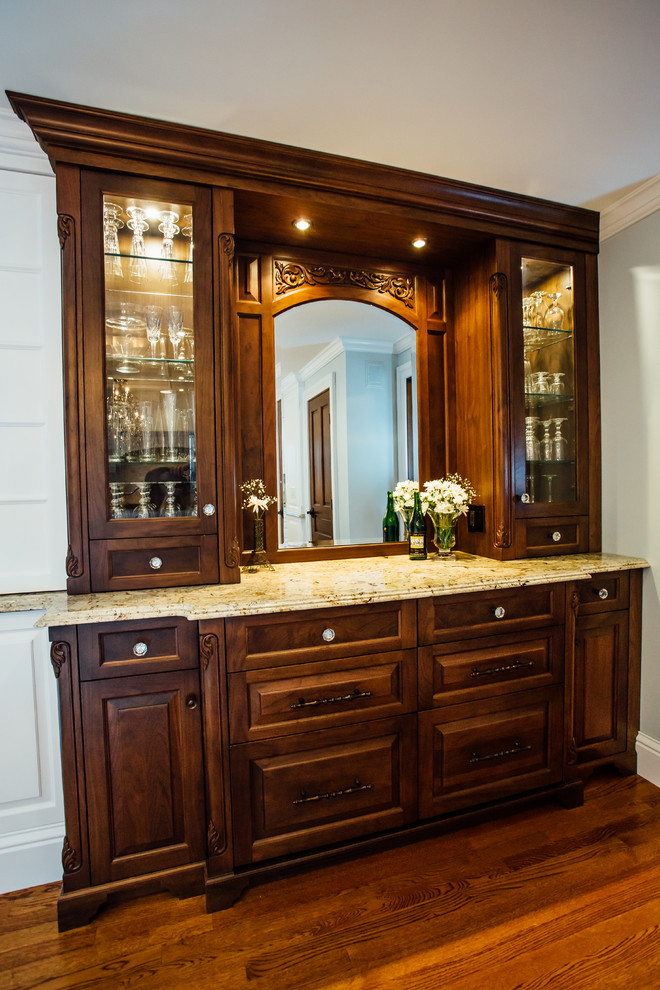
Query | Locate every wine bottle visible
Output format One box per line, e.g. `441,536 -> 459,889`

408,491 -> 427,560
382,491 -> 398,542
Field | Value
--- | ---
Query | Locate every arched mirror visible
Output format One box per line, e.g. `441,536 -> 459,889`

274,299 -> 418,548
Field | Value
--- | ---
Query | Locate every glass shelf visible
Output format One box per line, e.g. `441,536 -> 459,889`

105,251 -> 192,267
525,392 -> 574,403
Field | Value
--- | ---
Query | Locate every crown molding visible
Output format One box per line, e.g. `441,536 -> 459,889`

599,174 -> 660,241
0,108 -> 53,175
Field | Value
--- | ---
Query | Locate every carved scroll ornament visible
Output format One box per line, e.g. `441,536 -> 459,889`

275,261 -> 414,308
50,641 -> 70,679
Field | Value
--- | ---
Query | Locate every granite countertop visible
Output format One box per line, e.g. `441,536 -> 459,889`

0,551 -> 648,628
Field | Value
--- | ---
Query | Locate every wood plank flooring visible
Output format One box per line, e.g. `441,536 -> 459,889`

1,768 -> 659,990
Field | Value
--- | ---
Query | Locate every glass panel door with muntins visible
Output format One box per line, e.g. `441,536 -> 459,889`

521,258 -> 576,506
103,194 -> 197,521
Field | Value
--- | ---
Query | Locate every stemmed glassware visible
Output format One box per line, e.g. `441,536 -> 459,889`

544,292 -> 565,331
161,391 -> 178,460
525,416 -> 540,461
103,202 -> 124,278
531,291 -> 546,328
159,211 -> 180,282
182,214 -> 193,284
145,305 -> 162,359
552,418 -> 568,460
167,306 -> 185,359
540,419 -> 554,461
126,207 -> 149,282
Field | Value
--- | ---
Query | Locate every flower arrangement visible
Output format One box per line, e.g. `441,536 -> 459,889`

392,480 -> 419,537
240,479 -> 276,517
420,474 -> 477,556
240,479 -> 276,570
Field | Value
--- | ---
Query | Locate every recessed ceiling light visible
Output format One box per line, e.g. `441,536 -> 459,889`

411,237 -> 427,249
293,218 -> 312,231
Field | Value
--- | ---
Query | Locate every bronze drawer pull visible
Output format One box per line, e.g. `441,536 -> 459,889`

293,779 -> 374,806
470,658 -> 534,678
469,740 -> 532,764
290,687 -> 372,710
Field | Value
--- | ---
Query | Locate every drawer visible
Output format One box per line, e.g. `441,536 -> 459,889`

575,570 -> 630,614
230,715 -> 417,864
226,600 -> 417,672
522,517 -> 587,556
78,617 -> 198,680
89,536 -> 219,592
418,583 -> 565,645
418,627 -> 563,709
229,649 -> 417,742
418,686 -> 563,818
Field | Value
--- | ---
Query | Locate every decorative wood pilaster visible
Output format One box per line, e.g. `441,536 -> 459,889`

490,272 -> 512,549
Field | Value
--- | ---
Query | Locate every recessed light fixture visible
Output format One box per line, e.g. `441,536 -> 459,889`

411,237 -> 427,249
293,218 -> 312,231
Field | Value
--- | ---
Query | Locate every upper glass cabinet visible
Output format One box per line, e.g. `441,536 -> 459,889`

521,257 -> 576,506
103,193 -> 198,521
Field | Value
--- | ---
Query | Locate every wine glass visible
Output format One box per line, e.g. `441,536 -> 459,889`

531,290 -> 546,328
549,372 -> 565,394
145,305 -> 162,359
126,207 -> 149,282
158,210 -> 180,282
103,202 -> 124,278
540,419 -> 554,460
167,307 -> 185,359
544,292 -> 565,331
552,418 -> 568,460
525,416 -> 540,461
181,213 -> 193,284
161,391 -> 178,460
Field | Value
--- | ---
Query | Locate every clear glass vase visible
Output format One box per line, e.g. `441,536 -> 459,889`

428,510 -> 458,558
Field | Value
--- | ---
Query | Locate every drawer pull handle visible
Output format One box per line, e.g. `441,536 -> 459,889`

469,740 -> 532,764
149,556 -> 163,570
132,641 -> 148,657
322,628 -> 336,643
597,587 -> 609,600
293,779 -> 374,806
186,695 -> 198,710
290,687 -> 373,710
470,658 -> 534,678
492,606 -> 506,619
551,531 -> 562,542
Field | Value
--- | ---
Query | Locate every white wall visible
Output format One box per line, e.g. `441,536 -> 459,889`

599,208 -> 660,784
0,111 -> 66,891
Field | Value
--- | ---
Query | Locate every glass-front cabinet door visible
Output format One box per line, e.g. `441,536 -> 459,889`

510,245 -> 589,555
81,172 -> 218,585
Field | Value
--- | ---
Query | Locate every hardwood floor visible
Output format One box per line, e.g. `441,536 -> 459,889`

1,769 -> 659,990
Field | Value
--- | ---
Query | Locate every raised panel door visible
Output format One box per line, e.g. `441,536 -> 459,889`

572,611 -> 629,765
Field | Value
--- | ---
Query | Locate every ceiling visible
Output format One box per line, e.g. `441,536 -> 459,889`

1,0 -> 659,209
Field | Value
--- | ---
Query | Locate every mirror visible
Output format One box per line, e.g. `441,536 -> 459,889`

275,299 -> 418,548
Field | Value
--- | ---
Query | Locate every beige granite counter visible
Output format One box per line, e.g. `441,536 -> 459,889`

0,551 -> 647,628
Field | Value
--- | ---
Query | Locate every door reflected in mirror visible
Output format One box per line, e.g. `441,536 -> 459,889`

275,300 -> 418,549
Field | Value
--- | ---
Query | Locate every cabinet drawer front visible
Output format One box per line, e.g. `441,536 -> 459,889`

418,687 -> 563,818
230,715 -> 417,864
419,627 -> 563,708
229,649 -> 417,741
89,536 -> 219,592
576,570 -> 630,614
418,584 -> 564,644
78,617 -> 197,680
226,600 -> 416,671
523,517 -> 587,556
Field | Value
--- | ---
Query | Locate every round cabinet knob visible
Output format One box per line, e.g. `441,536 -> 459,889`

202,503 -> 216,516
132,642 -> 148,657
186,695 -> 198,710
598,587 -> 609,600
322,628 -> 336,643
520,493 -> 530,504
149,556 -> 163,570
493,606 -> 506,619
551,531 -> 562,542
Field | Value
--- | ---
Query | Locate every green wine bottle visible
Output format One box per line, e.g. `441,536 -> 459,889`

408,490 -> 427,560
382,491 -> 399,542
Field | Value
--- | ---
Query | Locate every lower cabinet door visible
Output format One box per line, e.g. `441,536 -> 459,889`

230,715 -> 417,865
81,670 -> 206,884
418,686 -> 563,818
572,610 -> 629,766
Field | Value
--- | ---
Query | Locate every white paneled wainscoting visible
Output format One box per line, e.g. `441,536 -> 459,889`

0,611 -> 64,893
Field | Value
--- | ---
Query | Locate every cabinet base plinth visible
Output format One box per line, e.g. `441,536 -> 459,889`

57,862 -> 205,932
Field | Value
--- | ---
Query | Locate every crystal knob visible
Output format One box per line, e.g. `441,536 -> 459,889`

520,493 -> 530,504
132,642 -> 148,657
149,556 -> 163,570
202,503 -> 215,516
493,606 -> 505,619
322,628 -> 336,642
598,587 -> 609,600
552,531 -> 562,542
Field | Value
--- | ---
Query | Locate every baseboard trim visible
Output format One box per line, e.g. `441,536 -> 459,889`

0,825 -> 64,894
636,732 -> 660,788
